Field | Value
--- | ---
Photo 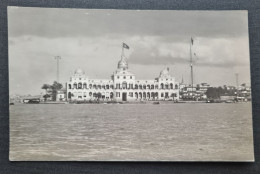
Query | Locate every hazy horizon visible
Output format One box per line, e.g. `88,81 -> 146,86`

8,7 -> 251,95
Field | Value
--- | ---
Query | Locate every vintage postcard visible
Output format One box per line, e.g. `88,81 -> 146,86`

8,7 -> 254,161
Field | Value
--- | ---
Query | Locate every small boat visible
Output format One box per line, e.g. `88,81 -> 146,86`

153,101 -> 160,105
9,102 -> 14,105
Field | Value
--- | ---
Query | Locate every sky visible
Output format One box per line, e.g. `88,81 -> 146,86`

8,7 -> 251,95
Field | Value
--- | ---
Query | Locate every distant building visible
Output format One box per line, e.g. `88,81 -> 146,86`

56,88 -> 67,101
66,55 -> 179,102
179,83 -> 210,100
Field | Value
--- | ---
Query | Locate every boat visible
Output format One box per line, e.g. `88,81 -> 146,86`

153,101 -> 160,104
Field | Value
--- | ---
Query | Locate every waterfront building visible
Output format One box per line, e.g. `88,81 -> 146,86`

66,55 -> 179,102
179,83 -> 210,100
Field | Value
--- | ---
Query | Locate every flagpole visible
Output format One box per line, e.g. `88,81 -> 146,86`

121,43 -> 124,59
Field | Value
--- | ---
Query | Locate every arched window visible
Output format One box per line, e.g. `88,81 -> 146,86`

98,85 -> 101,89
102,85 -> 105,89
89,92 -> 92,97
110,92 -> 113,99
83,83 -> 87,89
175,84 -> 178,89
68,92 -> 72,99
68,84 -> 71,89
170,83 -> 173,89
89,84 -> 92,89
78,83 -> 82,89
139,92 -> 142,99
110,85 -> 114,89
147,85 -> 150,89
160,83 -> 164,89
143,92 -> 146,99
143,85 -> 146,89
122,82 -> 127,89
135,92 -> 138,99
165,84 -> 169,89
155,85 -> 158,89
139,85 -> 142,89
97,92 -> 101,98
147,92 -> 150,99
93,85 -> 97,89
106,85 -> 109,89
151,85 -> 154,89
135,84 -> 138,89
73,83 -> 77,89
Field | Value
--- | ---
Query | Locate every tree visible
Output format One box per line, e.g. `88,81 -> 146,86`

41,81 -> 63,101
50,81 -> 63,101
41,84 -> 51,101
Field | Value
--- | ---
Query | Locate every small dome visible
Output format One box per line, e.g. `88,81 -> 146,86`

74,68 -> 85,75
118,56 -> 128,69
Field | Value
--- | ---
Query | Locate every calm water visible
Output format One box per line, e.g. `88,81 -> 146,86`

9,103 -> 254,161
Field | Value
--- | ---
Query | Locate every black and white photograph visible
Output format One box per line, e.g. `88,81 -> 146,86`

8,7 -> 254,161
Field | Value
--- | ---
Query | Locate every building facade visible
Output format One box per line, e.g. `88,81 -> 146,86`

66,55 -> 179,102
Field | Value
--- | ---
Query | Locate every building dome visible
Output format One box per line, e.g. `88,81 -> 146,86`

118,56 -> 128,69
74,68 -> 85,75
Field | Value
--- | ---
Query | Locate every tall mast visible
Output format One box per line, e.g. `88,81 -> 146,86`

235,73 -> 239,98
190,37 -> 194,95
54,56 -> 61,83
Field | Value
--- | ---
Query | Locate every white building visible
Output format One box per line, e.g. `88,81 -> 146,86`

66,55 -> 179,102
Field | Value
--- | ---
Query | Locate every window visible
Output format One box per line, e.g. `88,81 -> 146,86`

160,83 -> 164,89
117,76 -> 119,79
129,92 -> 133,97
78,83 -> 82,89
130,76 -> 132,79
161,93 -> 164,97
123,76 -> 126,79
122,82 -> 127,89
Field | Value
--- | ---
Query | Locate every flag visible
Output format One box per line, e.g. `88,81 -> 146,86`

123,43 -> 129,49
191,37 -> 194,45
